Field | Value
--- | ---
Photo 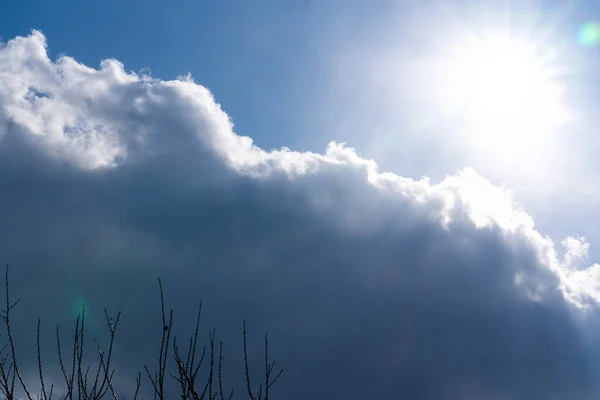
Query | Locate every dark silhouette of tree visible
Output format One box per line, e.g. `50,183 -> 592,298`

0,265 -> 282,400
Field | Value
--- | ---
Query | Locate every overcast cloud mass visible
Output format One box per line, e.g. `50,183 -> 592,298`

1,31 -> 600,399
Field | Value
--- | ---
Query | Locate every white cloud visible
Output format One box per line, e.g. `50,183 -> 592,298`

0,30 -> 599,399
563,236 -> 590,270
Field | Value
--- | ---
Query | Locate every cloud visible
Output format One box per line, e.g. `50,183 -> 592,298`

0,30 -> 599,399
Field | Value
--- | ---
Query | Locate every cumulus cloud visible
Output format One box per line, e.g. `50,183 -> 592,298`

0,30 -> 599,399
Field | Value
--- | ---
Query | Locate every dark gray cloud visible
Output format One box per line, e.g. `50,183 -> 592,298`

0,31 -> 598,399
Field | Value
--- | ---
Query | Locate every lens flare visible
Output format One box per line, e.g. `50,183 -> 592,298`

577,22 -> 600,48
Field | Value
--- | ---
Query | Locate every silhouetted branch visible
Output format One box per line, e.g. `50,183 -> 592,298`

144,278 -> 173,400
0,265 -> 282,399
0,342 -> 16,400
2,264 -> 33,400
37,319 -> 49,400
243,320 -> 283,400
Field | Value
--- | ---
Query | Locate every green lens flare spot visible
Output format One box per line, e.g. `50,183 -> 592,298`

577,22 -> 600,48
71,297 -> 88,316
70,295 -> 96,327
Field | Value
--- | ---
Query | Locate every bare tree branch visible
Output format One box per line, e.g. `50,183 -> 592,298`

37,319 -> 49,400
0,265 -> 283,400
2,264 -> 33,400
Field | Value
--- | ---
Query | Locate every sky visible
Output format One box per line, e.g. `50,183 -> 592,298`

3,0 -> 600,399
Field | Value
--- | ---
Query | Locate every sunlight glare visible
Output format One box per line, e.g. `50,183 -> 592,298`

439,33 -> 569,156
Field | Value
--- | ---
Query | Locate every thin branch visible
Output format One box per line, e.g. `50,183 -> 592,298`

56,324 -> 73,399
144,278 -> 173,400
218,341 -> 233,400
76,305 -> 86,400
133,371 -> 141,400
243,320 -> 255,400
263,332 -> 282,400
37,319 -> 49,400
2,264 -> 33,400
69,315 -> 81,400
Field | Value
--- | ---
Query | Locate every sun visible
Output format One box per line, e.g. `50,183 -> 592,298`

438,32 -> 569,157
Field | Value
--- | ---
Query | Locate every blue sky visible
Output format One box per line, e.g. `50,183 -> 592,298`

4,0 -> 600,398
2,0 -> 363,152
4,0 -> 598,161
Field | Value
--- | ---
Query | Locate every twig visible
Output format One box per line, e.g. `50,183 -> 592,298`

2,264 -> 33,400
37,319 -> 49,400
243,320 -> 255,400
